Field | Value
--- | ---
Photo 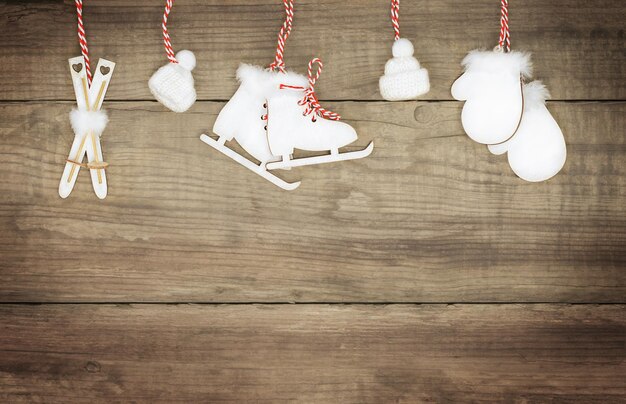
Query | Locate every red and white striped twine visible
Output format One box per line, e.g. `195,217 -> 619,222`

74,0 -> 92,85
391,0 -> 400,41
269,0 -> 294,72
162,0 -> 178,63
497,0 -> 510,52
280,58 -> 340,121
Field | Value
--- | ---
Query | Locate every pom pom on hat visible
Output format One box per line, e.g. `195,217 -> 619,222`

175,49 -> 196,71
149,50 -> 197,113
379,38 -> 430,101
392,38 -> 414,57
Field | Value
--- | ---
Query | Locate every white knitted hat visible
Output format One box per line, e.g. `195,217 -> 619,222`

379,38 -> 430,101
149,50 -> 197,113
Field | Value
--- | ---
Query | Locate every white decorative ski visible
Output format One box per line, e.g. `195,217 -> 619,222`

200,134 -> 301,191
266,142 -> 374,170
59,56 -> 115,199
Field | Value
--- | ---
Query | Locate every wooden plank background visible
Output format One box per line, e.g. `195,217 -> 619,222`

0,0 -> 624,401
1,0 -> 624,101
1,100 -> 625,302
1,304 -> 624,402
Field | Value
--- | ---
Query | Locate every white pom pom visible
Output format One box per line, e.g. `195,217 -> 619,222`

392,38 -> 414,58
176,50 -> 196,71
69,109 -> 108,137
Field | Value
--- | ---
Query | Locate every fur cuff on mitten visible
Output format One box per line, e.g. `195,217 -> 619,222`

379,38 -> 429,101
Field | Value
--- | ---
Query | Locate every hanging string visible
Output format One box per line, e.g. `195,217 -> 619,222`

269,0 -> 295,72
162,0 -> 178,63
280,58 -> 340,121
497,0 -> 510,52
391,0 -> 400,41
75,0 -> 92,85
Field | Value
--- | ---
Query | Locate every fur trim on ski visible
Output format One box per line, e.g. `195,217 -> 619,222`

69,109 -> 108,137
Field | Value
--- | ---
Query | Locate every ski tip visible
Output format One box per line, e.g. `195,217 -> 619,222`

94,186 -> 107,200
363,141 -> 374,155
58,181 -> 73,199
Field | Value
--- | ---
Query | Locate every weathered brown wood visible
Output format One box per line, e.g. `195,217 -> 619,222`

0,101 -> 624,302
0,304 -> 623,402
0,1 -> 623,401
0,0 -> 624,101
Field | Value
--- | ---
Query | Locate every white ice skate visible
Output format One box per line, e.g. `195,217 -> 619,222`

202,64 -> 308,190
265,59 -> 373,171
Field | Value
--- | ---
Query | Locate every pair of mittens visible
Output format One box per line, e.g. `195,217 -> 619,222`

452,50 -> 566,182
488,81 -> 566,182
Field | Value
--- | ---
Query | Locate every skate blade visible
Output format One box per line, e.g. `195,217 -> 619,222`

200,134 -> 301,191
266,142 -> 374,170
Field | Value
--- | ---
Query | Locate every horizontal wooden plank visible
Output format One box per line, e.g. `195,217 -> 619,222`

0,101 -> 624,302
0,0 -> 624,101
0,304 -> 623,402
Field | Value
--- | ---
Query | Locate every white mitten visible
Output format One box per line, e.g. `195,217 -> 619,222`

488,81 -> 566,182
379,38 -> 429,101
148,50 -> 197,113
451,50 -> 532,144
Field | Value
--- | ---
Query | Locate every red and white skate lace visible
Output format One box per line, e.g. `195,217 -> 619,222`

279,58 -> 340,122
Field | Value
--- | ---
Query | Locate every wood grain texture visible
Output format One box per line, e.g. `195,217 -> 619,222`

0,304 -> 624,403
1,1 -> 624,400
0,101 -> 624,302
0,0 -> 624,101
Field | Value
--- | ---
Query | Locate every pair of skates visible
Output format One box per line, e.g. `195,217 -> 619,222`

201,63 -> 373,190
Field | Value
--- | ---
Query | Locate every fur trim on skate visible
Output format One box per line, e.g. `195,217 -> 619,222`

69,109 -> 108,137
522,80 -> 551,110
461,50 -> 533,79
237,63 -> 308,97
